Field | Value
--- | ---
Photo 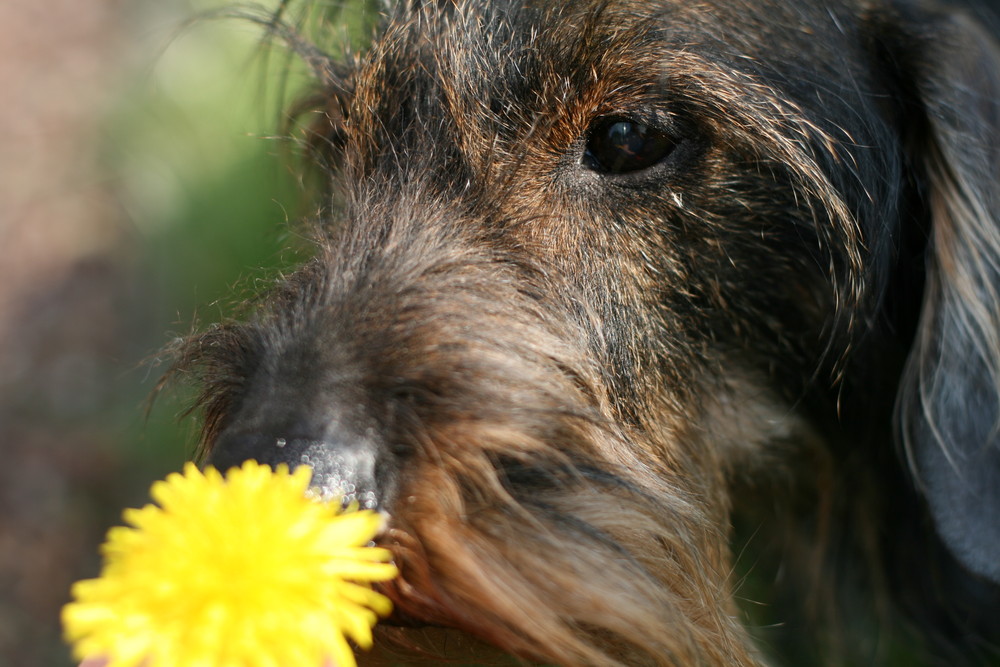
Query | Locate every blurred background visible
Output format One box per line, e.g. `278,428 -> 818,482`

0,0 -> 379,663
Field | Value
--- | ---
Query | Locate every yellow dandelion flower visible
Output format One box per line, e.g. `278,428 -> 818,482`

63,461 -> 398,667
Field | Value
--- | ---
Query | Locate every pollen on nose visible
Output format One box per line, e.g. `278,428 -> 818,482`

208,430 -> 391,512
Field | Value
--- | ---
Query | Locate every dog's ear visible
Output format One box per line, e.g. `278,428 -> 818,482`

891,5 -> 1000,583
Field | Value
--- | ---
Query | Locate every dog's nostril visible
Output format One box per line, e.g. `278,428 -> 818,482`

207,432 -> 388,511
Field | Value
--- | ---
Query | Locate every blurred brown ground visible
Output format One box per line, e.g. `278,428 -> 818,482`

0,0 -> 170,664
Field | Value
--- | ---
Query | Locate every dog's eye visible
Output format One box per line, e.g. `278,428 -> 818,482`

583,118 -> 676,174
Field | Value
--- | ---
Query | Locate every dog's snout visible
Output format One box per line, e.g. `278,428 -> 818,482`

208,431 -> 391,511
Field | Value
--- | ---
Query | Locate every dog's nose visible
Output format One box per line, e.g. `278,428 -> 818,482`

207,431 -> 386,511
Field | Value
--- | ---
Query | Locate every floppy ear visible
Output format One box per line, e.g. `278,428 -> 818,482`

895,6 -> 1000,583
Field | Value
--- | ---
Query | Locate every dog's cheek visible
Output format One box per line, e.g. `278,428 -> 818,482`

698,361 -> 820,469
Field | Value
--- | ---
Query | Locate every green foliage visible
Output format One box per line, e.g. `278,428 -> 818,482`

106,0 -> 339,473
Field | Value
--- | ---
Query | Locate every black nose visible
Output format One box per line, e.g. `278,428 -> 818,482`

207,432 -> 391,511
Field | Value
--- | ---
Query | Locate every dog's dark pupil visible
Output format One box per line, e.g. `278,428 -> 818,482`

584,119 -> 675,174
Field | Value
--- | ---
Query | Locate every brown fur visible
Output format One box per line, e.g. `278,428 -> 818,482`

169,0 -> 1000,664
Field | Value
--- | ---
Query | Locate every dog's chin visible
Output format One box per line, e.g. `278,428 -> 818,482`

361,528 -> 493,661
360,626 -> 519,666
364,523 -> 547,664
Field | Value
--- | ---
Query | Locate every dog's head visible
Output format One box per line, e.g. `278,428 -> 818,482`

172,0 -> 1000,663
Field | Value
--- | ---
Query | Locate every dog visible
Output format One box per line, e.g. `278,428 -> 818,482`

169,0 -> 1000,663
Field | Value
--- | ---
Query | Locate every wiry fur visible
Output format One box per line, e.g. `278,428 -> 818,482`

169,0 -> 1000,664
